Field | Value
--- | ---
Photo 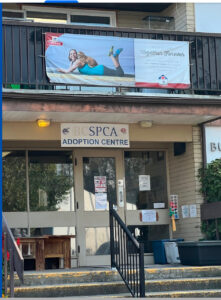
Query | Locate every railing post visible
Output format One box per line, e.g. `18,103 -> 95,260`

109,208 -> 115,268
9,248 -> 15,297
139,243 -> 145,297
4,232 -> 8,297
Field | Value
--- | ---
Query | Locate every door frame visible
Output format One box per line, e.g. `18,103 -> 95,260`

74,148 -> 125,267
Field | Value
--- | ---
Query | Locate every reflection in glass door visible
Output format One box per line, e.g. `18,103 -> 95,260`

83,157 -> 116,258
124,151 -> 168,210
124,151 -> 170,255
83,157 -> 117,212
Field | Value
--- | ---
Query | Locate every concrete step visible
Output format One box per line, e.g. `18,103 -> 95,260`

145,277 -> 221,292
145,265 -> 221,280
14,277 -> 221,298
55,290 -> 221,298
146,289 -> 221,298
14,265 -> 221,287
15,269 -> 121,287
14,282 -> 128,298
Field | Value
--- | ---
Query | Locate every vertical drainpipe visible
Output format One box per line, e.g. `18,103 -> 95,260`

200,123 -> 207,170
26,150 -> 31,237
199,122 -> 208,237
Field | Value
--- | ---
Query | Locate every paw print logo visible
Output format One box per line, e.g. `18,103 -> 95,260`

62,128 -> 70,135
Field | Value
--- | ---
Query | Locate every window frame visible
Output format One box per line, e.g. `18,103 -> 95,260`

2,9 -> 25,20
21,5 -> 117,27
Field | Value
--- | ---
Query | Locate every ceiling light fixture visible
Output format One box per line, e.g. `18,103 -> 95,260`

139,120 -> 153,128
37,119 -> 51,128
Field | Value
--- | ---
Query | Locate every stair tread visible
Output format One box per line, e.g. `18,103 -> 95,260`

146,289 -> 221,295
18,265 -> 221,276
16,281 -> 125,289
146,276 -> 221,282
16,276 -> 221,290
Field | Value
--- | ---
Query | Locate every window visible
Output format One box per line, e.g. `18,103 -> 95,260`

21,6 -> 116,27
26,11 -> 67,24
69,10 -> 116,27
2,10 -> 25,20
3,151 -> 27,212
70,15 -> 110,26
3,150 -> 74,212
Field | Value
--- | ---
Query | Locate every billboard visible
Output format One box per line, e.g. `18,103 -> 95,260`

45,33 -> 190,89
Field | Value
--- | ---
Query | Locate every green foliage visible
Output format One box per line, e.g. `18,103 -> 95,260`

198,158 -> 221,240
3,156 -> 27,211
201,219 -> 221,240
3,155 -> 73,212
198,158 -> 221,203
29,163 -> 73,211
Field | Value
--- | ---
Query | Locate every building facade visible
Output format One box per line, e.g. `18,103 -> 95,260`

2,3 -> 221,268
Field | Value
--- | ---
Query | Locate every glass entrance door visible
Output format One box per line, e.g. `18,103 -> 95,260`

124,151 -> 170,254
74,149 -> 124,266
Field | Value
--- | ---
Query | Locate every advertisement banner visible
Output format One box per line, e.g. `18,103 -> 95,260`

45,33 -> 190,89
61,123 -> 130,148
134,39 -> 190,89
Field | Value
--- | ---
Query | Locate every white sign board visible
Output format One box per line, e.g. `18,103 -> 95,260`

205,126 -> 221,163
134,39 -> 190,89
181,205 -> 189,218
94,176 -> 107,193
189,204 -> 197,218
153,203 -> 165,209
139,175 -> 151,191
95,193 -> 107,210
141,210 -> 157,222
61,123 -> 130,148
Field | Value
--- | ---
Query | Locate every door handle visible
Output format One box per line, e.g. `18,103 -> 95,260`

118,179 -> 124,208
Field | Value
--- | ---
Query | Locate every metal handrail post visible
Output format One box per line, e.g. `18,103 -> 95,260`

4,232 -> 8,297
9,248 -> 15,297
109,209 -> 115,268
139,243 -> 145,297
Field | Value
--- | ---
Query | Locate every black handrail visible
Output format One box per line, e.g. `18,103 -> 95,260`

2,214 -> 24,297
110,208 -> 145,297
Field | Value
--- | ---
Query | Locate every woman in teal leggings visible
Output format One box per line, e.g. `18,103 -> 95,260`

58,47 -> 124,77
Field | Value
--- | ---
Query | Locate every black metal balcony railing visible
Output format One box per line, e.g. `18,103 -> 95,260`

2,20 -> 221,94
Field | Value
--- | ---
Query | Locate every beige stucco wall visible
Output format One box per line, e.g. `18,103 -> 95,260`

168,126 -> 204,241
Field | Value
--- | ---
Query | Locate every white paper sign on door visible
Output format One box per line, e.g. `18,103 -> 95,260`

139,175 -> 151,191
141,210 -> 156,222
95,193 -> 107,210
94,176 -> 107,193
